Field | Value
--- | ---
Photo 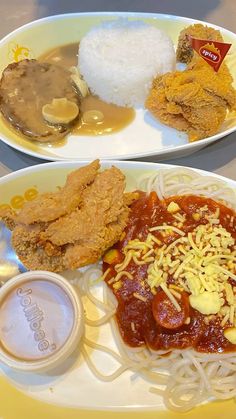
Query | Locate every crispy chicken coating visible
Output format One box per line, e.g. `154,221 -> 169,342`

0,161 -> 135,272
16,159 -> 100,224
176,23 -> 224,64
146,56 -> 236,142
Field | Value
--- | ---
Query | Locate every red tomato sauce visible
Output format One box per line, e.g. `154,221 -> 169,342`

103,193 -> 236,353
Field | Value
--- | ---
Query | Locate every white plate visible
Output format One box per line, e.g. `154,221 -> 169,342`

0,12 -> 236,161
0,160 -> 236,414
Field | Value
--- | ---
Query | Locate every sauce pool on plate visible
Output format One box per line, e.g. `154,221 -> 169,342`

39,43 -> 135,136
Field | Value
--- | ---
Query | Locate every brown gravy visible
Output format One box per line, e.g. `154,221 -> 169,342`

39,43 -> 135,136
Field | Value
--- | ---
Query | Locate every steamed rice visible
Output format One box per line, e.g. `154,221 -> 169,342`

78,19 -> 176,107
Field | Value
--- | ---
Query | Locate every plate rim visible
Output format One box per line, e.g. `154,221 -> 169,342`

0,159 -> 236,188
0,11 -> 236,161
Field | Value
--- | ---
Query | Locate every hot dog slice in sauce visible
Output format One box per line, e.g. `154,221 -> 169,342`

152,291 -> 190,329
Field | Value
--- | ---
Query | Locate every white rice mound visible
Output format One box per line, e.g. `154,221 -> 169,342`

78,19 -> 176,107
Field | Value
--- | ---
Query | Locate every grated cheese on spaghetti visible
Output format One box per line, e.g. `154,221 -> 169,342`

146,223 -> 236,326
105,208 -> 236,342
133,292 -> 147,303
160,282 -> 181,312
149,225 -> 185,236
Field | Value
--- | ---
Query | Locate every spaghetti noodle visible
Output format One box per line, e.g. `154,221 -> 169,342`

74,168 -> 236,412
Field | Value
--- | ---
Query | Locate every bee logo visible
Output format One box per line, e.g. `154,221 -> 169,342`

8,42 -> 34,63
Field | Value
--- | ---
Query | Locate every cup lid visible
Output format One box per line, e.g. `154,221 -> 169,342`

0,271 -> 84,371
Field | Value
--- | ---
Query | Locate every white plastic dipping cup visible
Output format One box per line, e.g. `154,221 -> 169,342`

0,271 -> 84,371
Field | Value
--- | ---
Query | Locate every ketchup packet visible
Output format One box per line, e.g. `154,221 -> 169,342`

189,36 -> 232,71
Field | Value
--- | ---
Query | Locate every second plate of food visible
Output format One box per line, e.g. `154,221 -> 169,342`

0,12 -> 236,161
0,160 -> 236,419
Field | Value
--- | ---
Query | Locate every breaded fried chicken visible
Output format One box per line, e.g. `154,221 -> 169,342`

17,159 -> 100,224
176,23 -> 224,64
0,161 -> 135,272
146,56 -> 236,141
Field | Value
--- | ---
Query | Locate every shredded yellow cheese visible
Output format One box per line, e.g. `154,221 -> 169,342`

149,225 -> 185,236
106,210 -> 235,326
160,283 -> 181,312
89,267 -> 111,285
108,270 -> 133,285
169,288 -> 181,300
115,251 -> 136,272
173,213 -> 186,223
133,293 -> 147,303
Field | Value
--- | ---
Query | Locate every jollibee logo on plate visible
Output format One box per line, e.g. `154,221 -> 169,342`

7,42 -> 34,63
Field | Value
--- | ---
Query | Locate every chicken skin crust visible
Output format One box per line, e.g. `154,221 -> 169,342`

176,23 -> 224,64
0,160 -> 136,272
146,57 -> 236,142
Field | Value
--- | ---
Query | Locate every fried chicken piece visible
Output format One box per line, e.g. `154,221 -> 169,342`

0,207 -> 17,230
2,161 -> 134,272
38,166 -> 130,269
41,167 -> 128,245
11,223 -> 66,272
176,23 -> 224,64
63,210 -> 128,269
146,57 -> 236,141
16,159 -> 100,224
